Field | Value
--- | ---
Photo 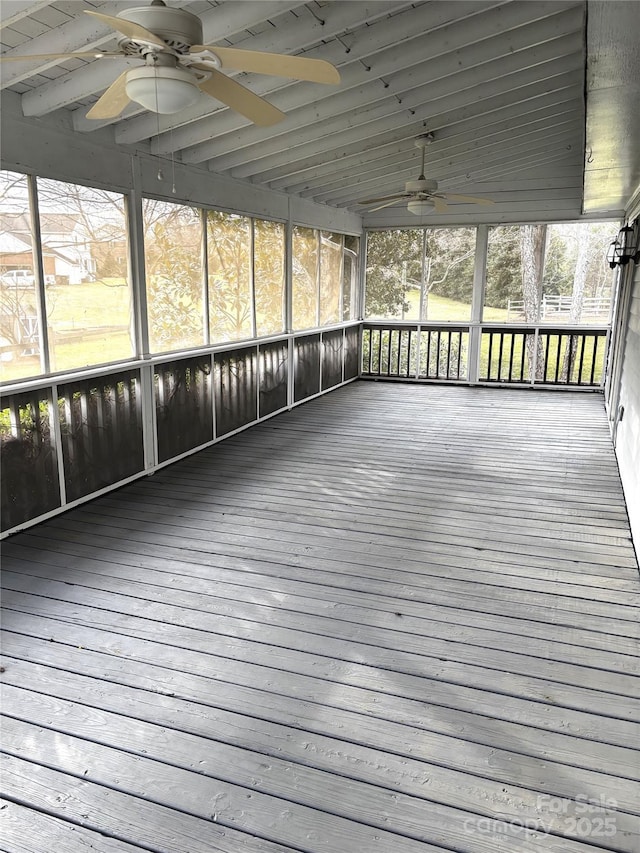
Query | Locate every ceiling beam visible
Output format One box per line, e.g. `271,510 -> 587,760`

0,2 -> 139,89
293,116 -> 582,200
157,0 -> 516,154
194,46 -> 583,175
222,74 -> 583,183
178,2 -> 582,164
270,99 -> 584,192
465,150 -> 582,184
0,1 -> 49,29
282,101 -> 580,196
232,89 -> 583,187
362,199 -> 585,226
181,25 -> 582,165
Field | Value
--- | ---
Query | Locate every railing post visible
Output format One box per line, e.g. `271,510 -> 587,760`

415,324 -> 422,379
468,226 -> 488,384
139,362 -> 157,471
211,352 -> 218,440
288,334 -> 295,408
49,382 -> 67,506
285,207 -> 295,408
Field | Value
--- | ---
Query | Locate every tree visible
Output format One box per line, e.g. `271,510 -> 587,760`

253,218 -> 285,336
207,210 -> 252,341
541,229 -> 573,298
421,228 -> 475,321
520,224 -> 547,377
485,226 -> 523,310
143,199 -> 204,352
365,229 -> 422,318
425,228 -> 475,304
559,225 -> 596,380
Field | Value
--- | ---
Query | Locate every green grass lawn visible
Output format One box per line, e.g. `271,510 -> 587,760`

47,279 -> 134,373
1,279 -> 135,381
368,289 -> 510,322
45,278 -> 131,329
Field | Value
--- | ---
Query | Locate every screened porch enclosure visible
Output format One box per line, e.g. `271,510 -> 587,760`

1,0 -> 640,849
1,205 -> 621,537
1,382 -> 639,853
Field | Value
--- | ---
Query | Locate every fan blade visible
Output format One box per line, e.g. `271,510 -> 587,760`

443,193 -> 494,205
84,10 -> 167,48
190,45 -> 340,84
86,70 -> 131,120
432,196 -> 449,214
357,193 -> 409,205
369,199 -> 407,213
0,52 -> 124,61
197,68 -> 285,126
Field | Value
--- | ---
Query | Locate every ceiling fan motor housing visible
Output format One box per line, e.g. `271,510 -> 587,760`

405,178 -> 438,193
117,3 -> 203,51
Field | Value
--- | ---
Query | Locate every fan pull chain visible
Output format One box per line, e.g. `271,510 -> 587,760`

171,125 -> 176,194
154,64 -> 163,181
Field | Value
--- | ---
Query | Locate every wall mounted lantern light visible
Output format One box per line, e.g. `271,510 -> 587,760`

607,222 -> 640,269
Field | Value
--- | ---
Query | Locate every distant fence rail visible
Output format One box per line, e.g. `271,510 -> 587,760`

507,295 -> 611,322
1,324 -> 360,535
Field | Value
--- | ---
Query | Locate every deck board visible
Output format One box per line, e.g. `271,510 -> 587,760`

1,383 -> 639,853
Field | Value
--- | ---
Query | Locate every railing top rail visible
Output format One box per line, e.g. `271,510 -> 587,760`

363,321 -> 470,332
480,322 -> 609,332
532,326 -> 609,336
0,358 -> 149,396
0,322 -> 362,396
364,320 -> 610,333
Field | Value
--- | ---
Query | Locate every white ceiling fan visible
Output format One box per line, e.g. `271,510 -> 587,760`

0,0 -> 340,126
357,135 -> 495,214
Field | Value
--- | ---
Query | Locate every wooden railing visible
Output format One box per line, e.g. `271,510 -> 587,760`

2,319 -> 610,533
362,324 -> 469,381
480,327 -> 608,385
0,324 -> 360,535
362,322 -> 608,388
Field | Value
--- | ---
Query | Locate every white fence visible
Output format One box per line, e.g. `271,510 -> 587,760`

506,295 -> 611,322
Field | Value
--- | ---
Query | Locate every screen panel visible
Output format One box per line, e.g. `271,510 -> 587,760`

214,346 -> 258,436
294,333 -> 321,402
58,369 -> 143,502
1,388 -> 60,530
155,356 -> 213,462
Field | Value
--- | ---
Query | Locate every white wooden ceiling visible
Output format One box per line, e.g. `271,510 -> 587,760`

1,1 -> 638,225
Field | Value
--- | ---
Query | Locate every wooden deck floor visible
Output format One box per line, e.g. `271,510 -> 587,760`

1,382 -> 639,853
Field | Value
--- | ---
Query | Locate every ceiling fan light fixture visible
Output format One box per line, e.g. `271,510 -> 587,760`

407,199 -> 434,216
125,65 -> 199,113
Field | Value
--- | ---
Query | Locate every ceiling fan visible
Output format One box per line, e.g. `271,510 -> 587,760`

357,135 -> 495,214
0,0 -> 340,126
